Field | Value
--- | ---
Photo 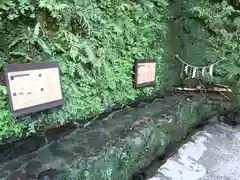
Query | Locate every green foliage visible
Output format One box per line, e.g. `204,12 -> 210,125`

0,0 -> 35,21
188,0 -> 240,85
0,0 -> 168,140
0,85 -> 25,140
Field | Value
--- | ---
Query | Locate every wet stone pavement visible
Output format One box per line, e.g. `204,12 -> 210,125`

147,120 -> 240,180
0,95 -> 184,179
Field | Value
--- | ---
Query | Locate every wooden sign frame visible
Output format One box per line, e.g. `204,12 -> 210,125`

133,59 -> 156,88
4,63 -> 64,117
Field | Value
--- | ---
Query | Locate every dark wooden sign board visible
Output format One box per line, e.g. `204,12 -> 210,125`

4,63 -> 63,117
133,59 -> 156,88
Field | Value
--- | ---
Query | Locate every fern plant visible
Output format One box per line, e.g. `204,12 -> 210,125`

0,0 -> 168,141
8,22 -> 52,62
52,30 -> 101,74
38,0 -> 68,20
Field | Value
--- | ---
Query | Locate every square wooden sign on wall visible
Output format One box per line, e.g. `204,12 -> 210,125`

133,59 -> 156,88
4,63 -> 64,117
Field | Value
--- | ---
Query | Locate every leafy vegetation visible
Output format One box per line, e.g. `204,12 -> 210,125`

0,0 -> 169,141
1,0 -> 239,142
187,0 -> 240,85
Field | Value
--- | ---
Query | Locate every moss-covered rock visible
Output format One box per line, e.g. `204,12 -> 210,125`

53,95 -> 236,180
1,94 -> 237,179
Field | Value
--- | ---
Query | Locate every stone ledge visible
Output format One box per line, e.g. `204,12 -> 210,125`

1,94 -> 238,179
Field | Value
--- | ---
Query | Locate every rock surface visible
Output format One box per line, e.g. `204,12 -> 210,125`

0,94 -> 237,179
147,121 -> 240,180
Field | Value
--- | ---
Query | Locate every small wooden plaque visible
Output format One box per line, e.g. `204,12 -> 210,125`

133,59 -> 156,88
4,63 -> 63,117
